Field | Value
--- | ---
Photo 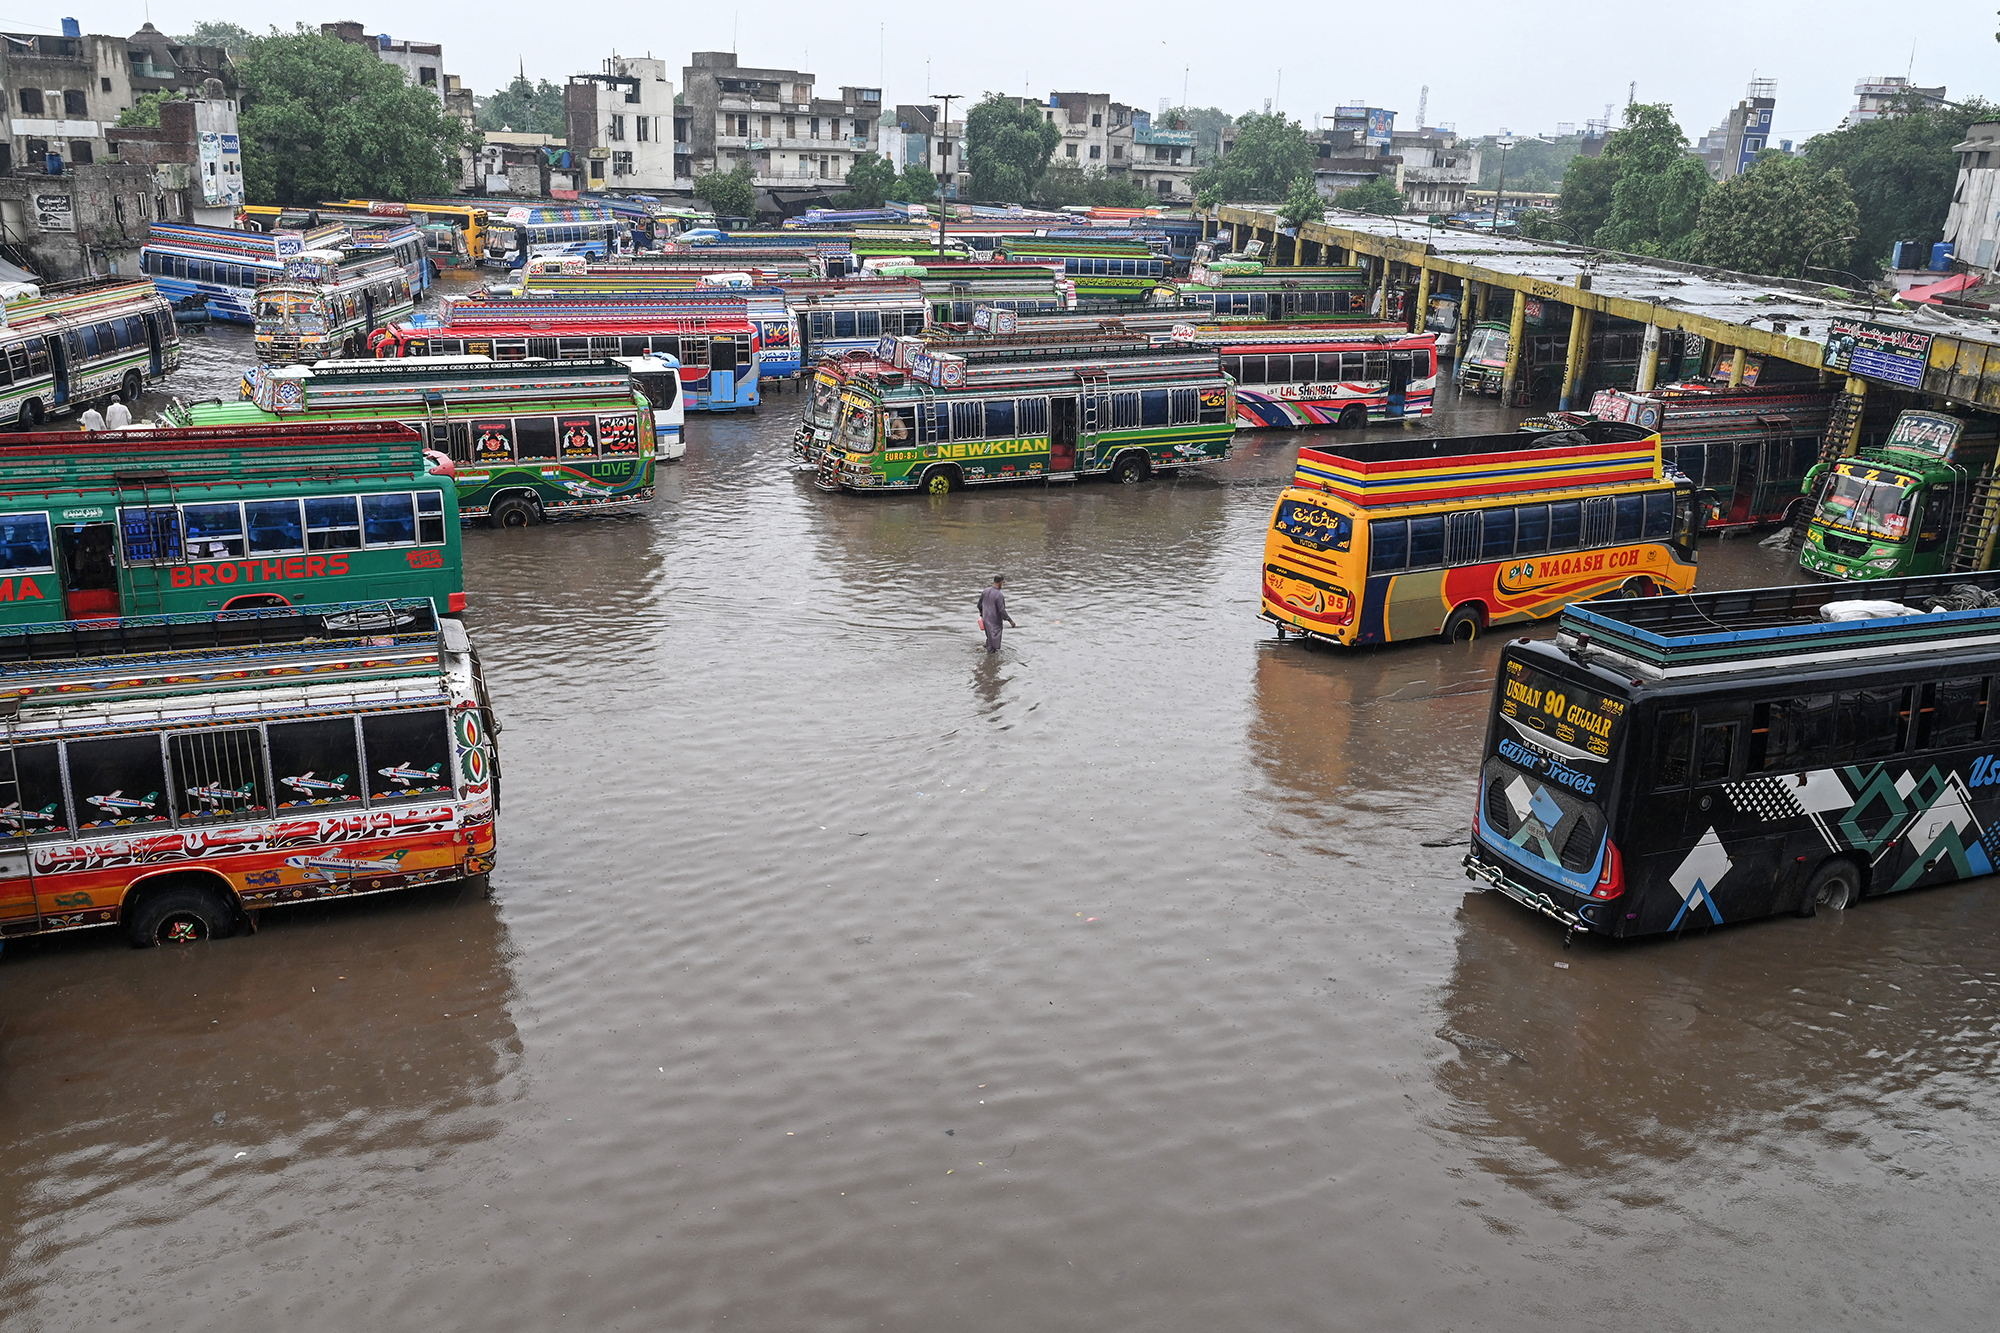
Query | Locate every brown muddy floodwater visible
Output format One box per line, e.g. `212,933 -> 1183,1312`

5,326 -> 2000,1330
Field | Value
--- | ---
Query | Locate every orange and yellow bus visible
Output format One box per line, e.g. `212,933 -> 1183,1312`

1259,419 -> 1702,647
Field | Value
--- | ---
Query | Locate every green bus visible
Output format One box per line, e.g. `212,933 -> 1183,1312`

1799,410 -> 1999,582
0,422 -> 463,624
1176,261 -> 1374,321
162,358 -> 670,528
999,238 -> 1168,303
814,342 -> 1235,494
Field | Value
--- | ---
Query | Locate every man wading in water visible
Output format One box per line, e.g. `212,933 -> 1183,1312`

978,575 -> 1018,652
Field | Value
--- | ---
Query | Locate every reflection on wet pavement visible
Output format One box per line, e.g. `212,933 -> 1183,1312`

5,353 -> 1992,1331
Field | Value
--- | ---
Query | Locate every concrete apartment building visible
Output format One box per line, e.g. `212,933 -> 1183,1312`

1943,122 -> 2000,273
1392,128 -> 1479,213
566,56 -> 676,191
2,21 -> 135,173
1699,79 -> 1777,180
1041,92 -> 1135,174
1848,76 -> 1947,125
680,52 -> 882,191
893,104 -> 964,198
1128,110 -> 1194,201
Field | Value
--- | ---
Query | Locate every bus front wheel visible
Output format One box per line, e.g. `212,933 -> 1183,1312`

1110,452 -> 1150,485
490,496 -> 540,528
125,878 -> 239,947
119,371 -> 142,404
1796,858 -> 1860,917
17,398 -> 42,429
1618,576 -> 1658,598
922,467 -> 959,495
1440,604 -> 1484,644
1338,405 -> 1367,431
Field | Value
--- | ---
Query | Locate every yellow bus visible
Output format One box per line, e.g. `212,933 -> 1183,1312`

1259,420 -> 1703,647
239,201 -> 489,271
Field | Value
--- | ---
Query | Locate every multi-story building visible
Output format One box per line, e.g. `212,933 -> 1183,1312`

124,23 -> 238,100
476,133 -> 582,197
1391,128 -> 1479,213
565,57 -> 677,191
1943,122 -> 2000,273
106,92 -> 245,226
1848,76 -> 1948,126
1,20 -> 135,174
1041,92 -> 1135,174
892,104 -> 963,199
680,53 -> 881,189
1700,79 -> 1776,180
1128,110 -> 1195,201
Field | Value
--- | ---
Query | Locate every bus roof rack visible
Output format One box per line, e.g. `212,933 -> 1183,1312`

0,599 -> 442,669
1558,570 -> 2000,678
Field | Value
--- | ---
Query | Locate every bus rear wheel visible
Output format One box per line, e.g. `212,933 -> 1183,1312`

1440,604 -> 1484,643
17,398 -> 42,429
1796,859 -> 1860,917
490,496 -> 540,528
1110,452 -> 1150,484
125,879 -> 238,947
1338,406 -> 1367,431
1617,576 -> 1658,598
119,371 -> 142,404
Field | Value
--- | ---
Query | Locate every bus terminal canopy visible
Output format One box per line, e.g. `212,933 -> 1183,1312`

1215,205 -> 2000,414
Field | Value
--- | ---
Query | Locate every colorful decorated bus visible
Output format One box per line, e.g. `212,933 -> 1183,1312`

998,238 -> 1169,302
0,422 -> 463,624
0,599 -> 497,946
1798,410 -> 2000,582
164,358 -> 668,525
140,221 -> 348,323
1466,569 -> 2000,938
1177,262 -> 1373,321
253,253 -> 416,364
0,278 -> 182,428
1259,420 -> 1701,647
811,337 -> 1234,494
1205,327 -> 1436,429
484,206 -> 630,267
373,308 -> 760,412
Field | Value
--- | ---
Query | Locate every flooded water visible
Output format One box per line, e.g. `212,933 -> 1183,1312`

8,332 -> 2000,1330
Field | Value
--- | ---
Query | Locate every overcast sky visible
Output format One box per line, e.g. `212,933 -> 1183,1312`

98,2 -> 1998,144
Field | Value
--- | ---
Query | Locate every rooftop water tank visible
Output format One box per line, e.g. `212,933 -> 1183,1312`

60,17 -> 79,37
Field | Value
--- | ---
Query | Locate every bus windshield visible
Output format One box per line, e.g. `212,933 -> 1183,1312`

1821,467 -> 1918,539
836,397 -> 876,454
1464,326 -> 1508,365
1490,656 -> 1627,804
257,291 -> 325,332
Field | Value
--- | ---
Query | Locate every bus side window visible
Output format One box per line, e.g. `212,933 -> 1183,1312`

1917,486 -> 1953,552
1653,709 -> 1695,788
1548,501 -> 1581,550
1369,520 -> 1408,573
1838,686 -> 1910,761
515,417 -> 559,459
67,735 -> 173,832
1407,516 -> 1445,568
1751,695 -> 1835,773
1696,722 -> 1737,782
1643,491 -> 1676,539
267,718 -> 363,811
1918,678 -> 1987,748
1480,507 -> 1516,559
0,345 -> 12,387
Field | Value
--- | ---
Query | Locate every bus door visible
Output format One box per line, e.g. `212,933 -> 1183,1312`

1387,353 -> 1410,419
55,522 -> 119,618
143,312 -> 164,375
1050,396 -> 1079,472
0,732 -> 41,934
709,337 -> 739,407
44,334 -> 69,405
1726,437 -> 1764,526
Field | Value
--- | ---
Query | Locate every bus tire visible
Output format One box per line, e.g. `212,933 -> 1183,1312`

1110,452 -> 1150,485
1796,858 -> 1861,917
17,398 -> 42,429
1338,405 -> 1368,431
489,495 -> 540,528
1618,576 -> 1658,598
921,466 -> 959,495
124,876 -> 239,947
1440,604 -> 1485,644
119,371 -> 143,404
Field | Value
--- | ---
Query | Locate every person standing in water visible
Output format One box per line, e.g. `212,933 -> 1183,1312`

978,575 -> 1017,653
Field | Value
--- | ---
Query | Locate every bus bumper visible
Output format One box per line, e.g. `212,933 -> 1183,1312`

1464,846 -> 1600,934
1258,609 -> 1353,647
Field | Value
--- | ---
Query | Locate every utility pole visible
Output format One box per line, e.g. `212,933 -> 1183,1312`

935,93 -> 958,257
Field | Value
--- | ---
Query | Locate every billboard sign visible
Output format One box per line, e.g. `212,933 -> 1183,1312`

1822,317 -> 1932,389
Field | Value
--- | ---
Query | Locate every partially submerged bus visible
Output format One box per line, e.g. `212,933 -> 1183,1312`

0,278 -> 181,427
812,339 -> 1234,493
1466,569 -> 2000,938
484,207 -> 629,267
1798,410 -> 1998,582
484,273 -> 805,382
0,599 -> 496,947
140,221 -> 348,323
1260,420 -> 1700,647
1177,262 -> 1373,321
0,422 -> 463,624
165,358 -> 668,525
252,253 -> 417,364
1204,326 -> 1437,429
372,310 -> 760,412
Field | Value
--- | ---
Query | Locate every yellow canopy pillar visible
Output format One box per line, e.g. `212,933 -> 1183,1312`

1414,265 -> 1432,335
1376,258 -> 1393,320
1558,303 -> 1594,411
1635,323 -> 1662,392
1727,346 -> 1747,387
1500,292 -> 1529,405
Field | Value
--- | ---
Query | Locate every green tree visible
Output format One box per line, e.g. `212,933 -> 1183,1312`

1553,152 -> 1617,242
1190,111 -> 1313,202
839,152 -> 901,208
477,74 -> 567,137
174,21 -> 257,56
1475,135 -> 1583,193
964,94 -> 1061,203
693,164 -> 756,218
1157,106 -> 1233,160
1591,103 -> 1709,258
237,26 -> 466,206
1691,156 -> 1861,278
1033,161 -> 1150,208
117,90 -> 186,129
890,163 -> 939,203
1331,176 -> 1402,216
1802,96 -> 2000,274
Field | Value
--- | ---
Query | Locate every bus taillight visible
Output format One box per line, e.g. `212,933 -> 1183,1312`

1591,839 -> 1624,899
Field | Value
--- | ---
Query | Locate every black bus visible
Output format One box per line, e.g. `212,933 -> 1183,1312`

1466,571 -> 2000,938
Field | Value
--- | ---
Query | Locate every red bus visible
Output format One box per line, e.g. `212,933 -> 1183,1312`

372,312 -> 760,412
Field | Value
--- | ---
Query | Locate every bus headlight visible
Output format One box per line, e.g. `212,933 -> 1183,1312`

1870,557 -> 1901,569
